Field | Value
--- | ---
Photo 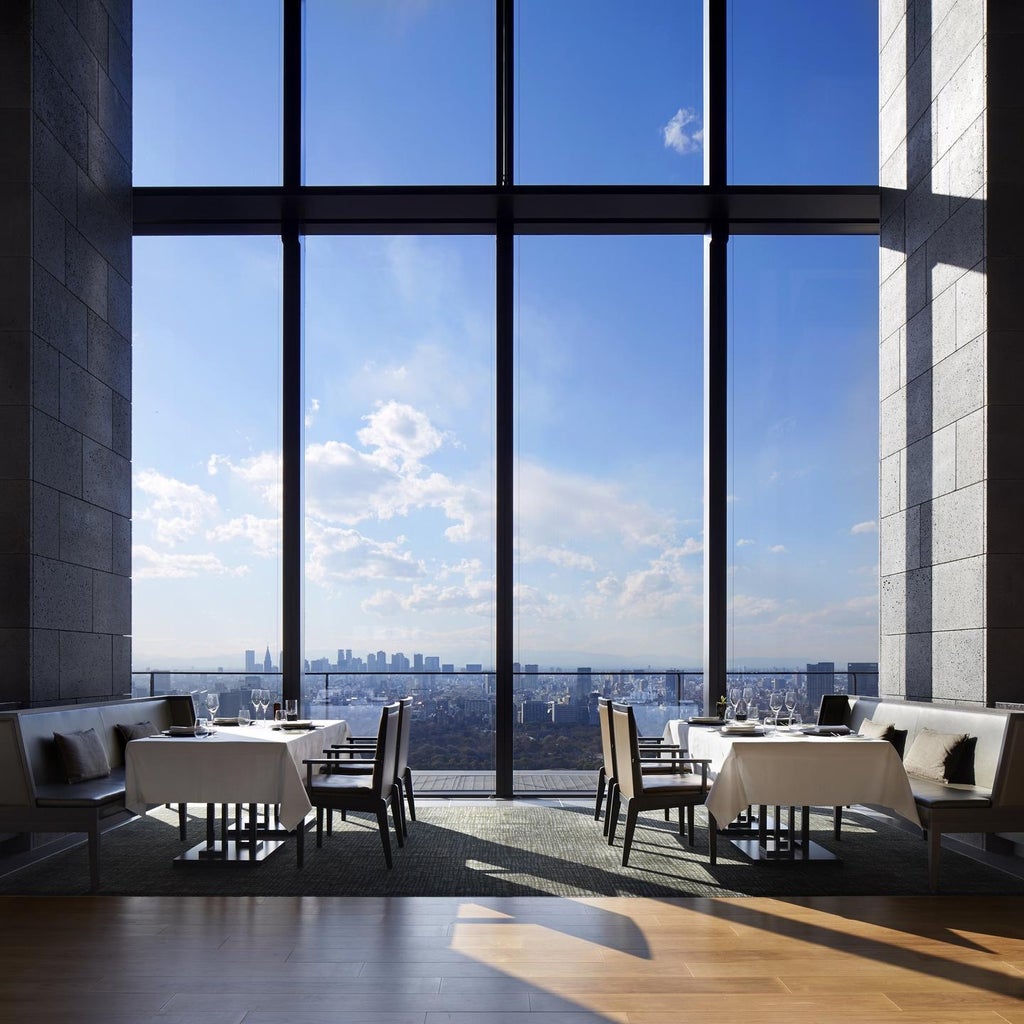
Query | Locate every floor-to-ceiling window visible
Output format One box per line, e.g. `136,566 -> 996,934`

132,0 -> 880,794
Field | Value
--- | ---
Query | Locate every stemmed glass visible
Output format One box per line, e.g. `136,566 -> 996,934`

727,684 -> 741,721
740,686 -> 754,721
251,688 -> 263,722
769,690 -> 783,724
259,689 -> 271,722
784,690 -> 797,727
205,691 -> 220,722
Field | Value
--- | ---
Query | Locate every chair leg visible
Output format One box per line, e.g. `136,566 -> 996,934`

687,804 -> 695,846
395,779 -> 409,837
833,805 -> 842,841
316,806 -> 324,848
376,804 -> 394,869
709,811 -> 718,866
602,781 -> 616,837
178,803 -> 187,841
403,767 -> 416,822
595,767 -> 606,821
296,813 -> 305,867
621,804 -> 639,866
391,786 -> 405,848
607,785 -> 621,845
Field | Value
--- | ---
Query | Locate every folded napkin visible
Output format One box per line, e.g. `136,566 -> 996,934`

213,717 -> 239,726
166,725 -> 203,736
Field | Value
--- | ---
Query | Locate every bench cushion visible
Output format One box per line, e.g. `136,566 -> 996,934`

35,769 -> 127,807
53,728 -> 111,784
910,776 -> 992,810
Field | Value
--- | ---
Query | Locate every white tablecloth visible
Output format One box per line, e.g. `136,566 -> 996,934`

685,726 -> 920,828
125,721 -> 350,830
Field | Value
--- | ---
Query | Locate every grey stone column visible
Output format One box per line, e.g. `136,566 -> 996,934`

879,1 -> 1024,706
0,0 -> 131,706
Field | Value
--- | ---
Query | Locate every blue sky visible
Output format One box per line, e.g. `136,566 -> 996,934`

131,1 -> 879,671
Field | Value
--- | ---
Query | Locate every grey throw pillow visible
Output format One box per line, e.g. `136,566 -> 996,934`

903,728 -> 969,783
116,720 -> 158,744
53,728 -> 111,784
858,719 -> 895,741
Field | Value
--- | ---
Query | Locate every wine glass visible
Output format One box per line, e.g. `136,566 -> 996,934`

251,688 -> 262,721
784,689 -> 797,727
768,690 -> 782,726
205,691 -> 220,721
727,684 -> 741,720
739,686 -> 753,721
259,689 -> 271,721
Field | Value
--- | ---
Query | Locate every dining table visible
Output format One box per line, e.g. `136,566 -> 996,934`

663,719 -> 920,861
125,719 -> 350,863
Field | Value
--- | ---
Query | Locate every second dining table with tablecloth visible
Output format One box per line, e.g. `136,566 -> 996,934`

663,720 -> 920,828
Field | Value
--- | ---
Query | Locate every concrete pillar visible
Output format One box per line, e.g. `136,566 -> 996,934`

879,1 -> 1024,706
0,0 -> 131,706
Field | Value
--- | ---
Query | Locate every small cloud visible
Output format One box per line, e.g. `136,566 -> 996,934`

767,470 -> 780,484
662,107 -> 704,155
769,544 -> 787,554
304,398 -> 321,428
736,538 -> 755,547
851,520 -> 878,535
133,545 -> 249,580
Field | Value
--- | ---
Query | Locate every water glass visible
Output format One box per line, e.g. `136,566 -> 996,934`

285,699 -> 298,721
237,706 -> 250,726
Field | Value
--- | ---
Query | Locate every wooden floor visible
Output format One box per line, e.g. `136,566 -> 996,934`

0,894 -> 1022,1023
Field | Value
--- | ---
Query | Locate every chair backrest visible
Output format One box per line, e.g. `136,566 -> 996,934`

370,703 -> 401,798
610,703 -> 642,801
394,696 -> 413,776
597,697 -> 616,777
817,693 -> 850,727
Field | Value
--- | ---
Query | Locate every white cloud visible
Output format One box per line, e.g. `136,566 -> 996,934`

363,572 -> 496,619
662,107 -> 704,155
208,451 -> 282,507
133,544 -> 249,580
306,520 -> 426,587
305,397 -> 321,428
517,460 -> 674,551
135,470 -> 219,546
517,543 -> 597,573
357,400 -> 447,471
736,538 -> 756,547
207,515 -> 280,558
851,520 -> 878,534
583,547 -> 701,619
769,544 -> 788,554
730,594 -> 781,618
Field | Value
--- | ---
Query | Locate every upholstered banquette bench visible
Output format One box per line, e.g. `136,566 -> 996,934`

0,695 -> 194,889
845,696 -> 1024,890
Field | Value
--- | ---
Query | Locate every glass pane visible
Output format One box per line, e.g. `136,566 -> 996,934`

132,237 -> 282,688
305,1 -> 494,184
513,236 -> 704,786
727,236 -> 879,723
303,236 -> 496,779
729,0 -> 878,184
516,0 -> 703,184
134,1 -> 282,185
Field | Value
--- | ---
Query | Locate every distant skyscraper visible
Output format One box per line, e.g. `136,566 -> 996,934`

413,653 -> 423,671
245,649 -> 256,673
520,700 -> 549,724
424,656 -> 440,671
847,662 -> 879,697
574,667 -> 592,704
263,646 -> 273,673
806,662 -> 835,717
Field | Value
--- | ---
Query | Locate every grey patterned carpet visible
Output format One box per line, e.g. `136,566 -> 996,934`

2,802 -> 1022,898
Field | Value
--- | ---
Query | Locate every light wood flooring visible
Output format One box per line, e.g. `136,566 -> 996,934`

0,893 -> 1022,1023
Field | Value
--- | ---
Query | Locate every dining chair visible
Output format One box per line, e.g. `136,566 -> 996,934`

328,696 -> 415,836
297,702 -> 403,868
595,697 -> 681,836
607,702 -> 712,866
